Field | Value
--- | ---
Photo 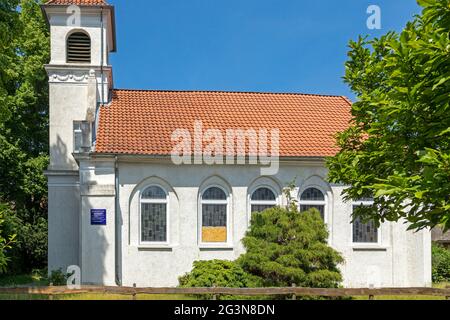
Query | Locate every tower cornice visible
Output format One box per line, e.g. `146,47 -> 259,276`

45,65 -> 113,88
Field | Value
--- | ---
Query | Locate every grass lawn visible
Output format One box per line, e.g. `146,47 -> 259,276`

355,282 -> 449,301
355,295 -> 446,300
0,273 -> 49,287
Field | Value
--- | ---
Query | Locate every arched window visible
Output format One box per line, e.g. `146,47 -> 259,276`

67,32 -> 91,63
299,187 -> 326,220
140,186 -> 168,243
200,187 -> 229,244
250,187 -> 277,213
352,198 -> 379,244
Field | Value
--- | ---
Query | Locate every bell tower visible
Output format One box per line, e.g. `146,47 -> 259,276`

42,0 -> 116,170
42,0 -> 116,276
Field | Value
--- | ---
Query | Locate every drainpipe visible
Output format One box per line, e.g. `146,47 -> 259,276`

93,8 -> 105,146
114,155 -> 122,286
100,8 -> 105,105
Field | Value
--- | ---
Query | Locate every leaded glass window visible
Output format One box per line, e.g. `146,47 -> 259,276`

142,186 -> 167,200
353,215 -> 378,243
301,188 -> 325,201
352,199 -> 379,244
299,188 -> 326,220
251,187 -> 277,213
201,187 -> 228,243
141,186 -> 168,243
203,187 -> 227,200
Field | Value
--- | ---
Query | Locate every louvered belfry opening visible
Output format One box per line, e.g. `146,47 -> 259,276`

67,32 -> 91,63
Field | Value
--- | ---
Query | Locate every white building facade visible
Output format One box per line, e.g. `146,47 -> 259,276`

42,0 -> 432,288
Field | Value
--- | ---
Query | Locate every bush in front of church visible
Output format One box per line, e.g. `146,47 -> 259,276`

432,243 -> 450,283
238,207 -> 344,289
178,260 -> 262,299
179,206 -> 344,296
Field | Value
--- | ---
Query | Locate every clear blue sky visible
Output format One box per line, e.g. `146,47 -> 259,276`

108,0 -> 421,100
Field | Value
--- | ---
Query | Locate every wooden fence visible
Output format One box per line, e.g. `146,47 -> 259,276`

0,286 -> 449,300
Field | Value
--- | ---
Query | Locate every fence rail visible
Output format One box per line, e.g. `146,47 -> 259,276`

0,286 -> 449,300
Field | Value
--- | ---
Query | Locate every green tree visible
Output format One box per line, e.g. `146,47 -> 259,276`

0,205 -> 16,274
238,207 -> 344,288
327,0 -> 450,231
0,0 -> 20,125
179,260 -> 260,288
179,260 -> 262,299
432,244 -> 450,283
0,0 -> 49,273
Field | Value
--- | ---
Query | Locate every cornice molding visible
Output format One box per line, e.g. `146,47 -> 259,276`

49,72 -> 90,83
45,65 -> 112,84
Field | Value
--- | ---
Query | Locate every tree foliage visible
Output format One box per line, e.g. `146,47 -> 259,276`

0,0 -> 49,273
327,0 -> 450,231
179,260 -> 260,288
0,205 -> 16,274
238,207 -> 344,288
179,203 -> 344,292
432,243 -> 450,283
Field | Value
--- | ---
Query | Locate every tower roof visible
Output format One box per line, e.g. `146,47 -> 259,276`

45,0 -> 109,6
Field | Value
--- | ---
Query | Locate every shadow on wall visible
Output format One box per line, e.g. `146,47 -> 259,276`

80,179 -> 112,285
48,135 -> 80,277
49,135 -> 74,170
48,135 -> 110,285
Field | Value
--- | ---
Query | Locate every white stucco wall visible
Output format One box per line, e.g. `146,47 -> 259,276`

73,159 -> 430,288
47,156 -> 432,288
47,172 -> 80,273
78,159 -> 117,286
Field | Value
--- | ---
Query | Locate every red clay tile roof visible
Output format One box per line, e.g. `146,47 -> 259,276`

95,90 -> 352,158
45,0 -> 108,5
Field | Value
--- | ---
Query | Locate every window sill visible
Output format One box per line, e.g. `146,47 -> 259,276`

199,244 -> 234,251
137,244 -> 174,251
352,245 -> 388,252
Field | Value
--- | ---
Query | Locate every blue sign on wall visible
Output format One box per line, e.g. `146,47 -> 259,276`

91,209 -> 107,226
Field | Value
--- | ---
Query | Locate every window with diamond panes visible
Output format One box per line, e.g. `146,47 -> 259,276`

251,187 -> 277,213
141,186 -> 168,243
299,188 -> 326,220
352,200 -> 379,243
201,187 -> 228,243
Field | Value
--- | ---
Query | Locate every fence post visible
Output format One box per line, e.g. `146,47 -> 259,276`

291,284 -> 297,301
132,283 -> 137,301
446,286 -> 450,301
212,286 -> 218,301
369,284 -> 375,300
48,283 -> 54,301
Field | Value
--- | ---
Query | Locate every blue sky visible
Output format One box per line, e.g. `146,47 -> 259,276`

108,0 -> 421,100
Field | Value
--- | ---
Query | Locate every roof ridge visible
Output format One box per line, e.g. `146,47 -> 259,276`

112,88 -> 348,99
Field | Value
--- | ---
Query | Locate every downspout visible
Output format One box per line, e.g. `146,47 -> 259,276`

115,155 -> 122,286
101,8 -> 121,286
100,8 -> 105,105
93,8 -> 105,146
